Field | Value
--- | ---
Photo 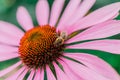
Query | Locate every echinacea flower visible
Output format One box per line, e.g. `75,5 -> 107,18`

0,0 -> 120,80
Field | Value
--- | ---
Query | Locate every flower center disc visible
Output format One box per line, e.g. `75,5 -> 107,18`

19,25 -> 64,69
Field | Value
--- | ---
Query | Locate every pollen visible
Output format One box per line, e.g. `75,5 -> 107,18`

18,25 -> 65,69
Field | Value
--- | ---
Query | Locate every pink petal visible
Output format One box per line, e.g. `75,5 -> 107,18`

36,0 -> 49,25
33,69 -> 40,80
67,20 -> 120,43
49,0 -> 65,26
58,60 -> 82,80
17,68 -> 29,80
5,66 -> 26,80
0,53 -> 18,61
27,70 -> 35,80
64,53 -> 120,80
57,0 -> 81,29
34,68 -> 44,80
0,33 -> 19,46
53,62 -> 72,80
72,2 -> 120,32
59,2 -> 120,34
0,21 -> 24,39
0,45 -> 18,53
67,39 -> 120,54
0,21 -> 23,45
0,61 -> 22,77
40,69 -> 44,80
46,66 -> 56,80
111,12 -> 119,19
62,58 -> 110,80
67,0 -> 96,26
17,6 -> 34,31
0,45 -> 19,61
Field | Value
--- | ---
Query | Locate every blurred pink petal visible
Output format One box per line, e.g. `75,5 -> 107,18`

34,69 -> 40,80
34,68 -> 44,80
0,53 -> 18,61
0,21 -> 24,45
36,0 -> 49,25
0,45 -> 17,53
0,61 -> 21,77
71,2 -> 120,32
64,53 -> 120,80
46,66 -> 56,80
60,2 -> 120,33
53,62 -> 72,80
0,21 -> 24,39
58,60 -> 82,80
65,0 -> 96,26
49,0 -> 65,26
17,69 -> 28,80
17,6 -> 34,31
5,67 -> 26,80
0,33 -> 20,46
57,0 -> 81,29
67,39 -> 120,54
62,58 -> 109,80
67,20 -> 120,43
27,70 -> 35,80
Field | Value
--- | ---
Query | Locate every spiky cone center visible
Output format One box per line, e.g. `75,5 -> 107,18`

19,25 -> 65,69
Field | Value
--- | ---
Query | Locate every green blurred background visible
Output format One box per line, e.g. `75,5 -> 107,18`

0,0 -> 120,75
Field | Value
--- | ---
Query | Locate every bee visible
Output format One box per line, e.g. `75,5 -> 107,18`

54,32 -> 67,46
